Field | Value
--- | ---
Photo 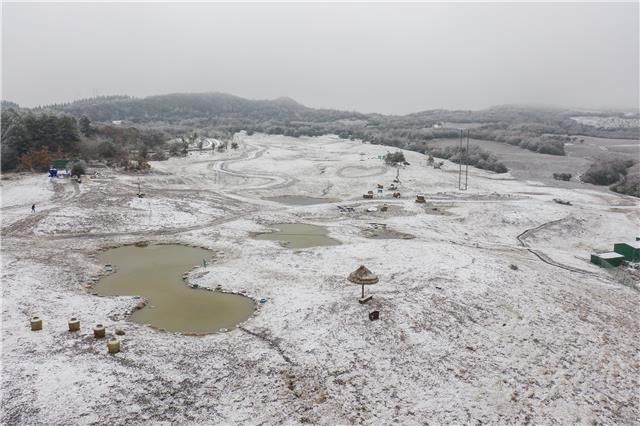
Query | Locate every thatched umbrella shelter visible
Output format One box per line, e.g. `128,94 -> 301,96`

348,265 -> 379,298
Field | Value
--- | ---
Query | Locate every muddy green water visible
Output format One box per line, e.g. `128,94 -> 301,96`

264,195 -> 334,205
253,223 -> 341,249
96,245 -> 254,334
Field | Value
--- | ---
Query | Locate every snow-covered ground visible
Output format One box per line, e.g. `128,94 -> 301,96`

1,133 -> 639,424
571,115 -> 640,129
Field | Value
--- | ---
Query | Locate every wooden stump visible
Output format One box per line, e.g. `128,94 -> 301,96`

107,337 -> 120,354
68,317 -> 80,332
93,324 -> 106,338
30,317 -> 43,331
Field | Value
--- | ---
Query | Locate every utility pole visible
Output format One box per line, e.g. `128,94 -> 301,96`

464,130 -> 470,190
457,129 -> 470,190
458,130 -> 463,190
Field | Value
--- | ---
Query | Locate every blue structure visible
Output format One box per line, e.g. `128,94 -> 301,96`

49,167 -> 58,177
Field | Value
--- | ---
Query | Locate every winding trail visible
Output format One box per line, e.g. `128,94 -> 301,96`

211,142 -> 299,192
516,217 -> 597,276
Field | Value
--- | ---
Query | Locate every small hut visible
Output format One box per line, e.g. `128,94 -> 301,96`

348,265 -> 379,299
614,242 -> 640,262
590,252 -> 624,268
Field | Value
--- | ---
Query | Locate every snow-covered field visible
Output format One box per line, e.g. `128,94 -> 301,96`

571,116 -> 640,129
1,133 -> 639,424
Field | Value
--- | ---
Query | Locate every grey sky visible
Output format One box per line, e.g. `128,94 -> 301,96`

2,2 -> 638,113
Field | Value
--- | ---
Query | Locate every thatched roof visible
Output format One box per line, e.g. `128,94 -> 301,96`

348,265 -> 379,285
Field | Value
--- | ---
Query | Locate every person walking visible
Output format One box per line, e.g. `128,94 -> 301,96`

31,204 -> 36,213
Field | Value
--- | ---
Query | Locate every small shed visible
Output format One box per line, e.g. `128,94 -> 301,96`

613,242 -> 640,263
590,252 -> 625,268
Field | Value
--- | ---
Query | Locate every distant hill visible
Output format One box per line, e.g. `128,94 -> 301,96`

26,92 -> 367,124
4,93 -> 638,133
4,92 -> 637,157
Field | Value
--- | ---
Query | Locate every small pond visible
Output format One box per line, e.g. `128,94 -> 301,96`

96,244 -> 255,334
253,223 -> 341,249
264,195 -> 335,206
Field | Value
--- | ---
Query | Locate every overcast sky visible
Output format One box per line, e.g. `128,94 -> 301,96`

2,2 -> 638,114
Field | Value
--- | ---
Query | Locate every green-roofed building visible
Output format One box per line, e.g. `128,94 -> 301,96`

613,242 -> 640,263
590,252 -> 625,268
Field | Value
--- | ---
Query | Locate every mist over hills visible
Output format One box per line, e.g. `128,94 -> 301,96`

4,92 -> 638,126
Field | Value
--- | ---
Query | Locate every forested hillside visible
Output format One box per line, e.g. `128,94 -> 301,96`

2,93 -> 638,195
35,93 -> 366,123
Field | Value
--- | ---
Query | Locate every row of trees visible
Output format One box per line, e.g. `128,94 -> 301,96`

611,173 -> 640,197
1,108 -> 172,172
581,158 -> 635,185
576,157 -> 638,197
1,106 -> 253,173
426,145 -> 508,174
470,128 -> 567,155
1,109 -> 80,171
383,151 -> 407,166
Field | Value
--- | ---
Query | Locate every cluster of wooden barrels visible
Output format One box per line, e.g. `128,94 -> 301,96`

30,316 -> 121,353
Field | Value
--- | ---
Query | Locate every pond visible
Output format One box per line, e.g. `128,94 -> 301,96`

96,244 -> 255,334
253,223 -> 341,249
264,195 -> 336,206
